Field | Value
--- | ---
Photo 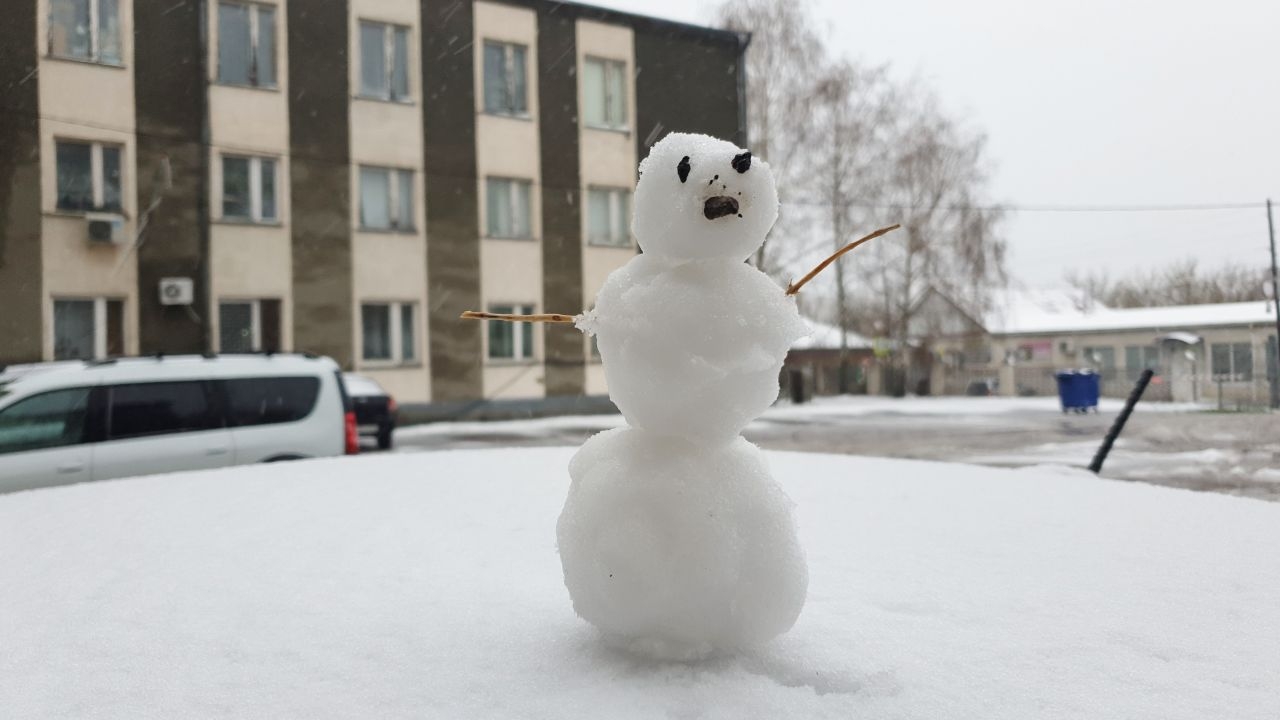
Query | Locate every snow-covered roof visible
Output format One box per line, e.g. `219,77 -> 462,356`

984,289 -> 1277,336
792,319 -> 872,350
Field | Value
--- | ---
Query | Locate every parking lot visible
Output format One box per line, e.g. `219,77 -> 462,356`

390,397 -> 1280,502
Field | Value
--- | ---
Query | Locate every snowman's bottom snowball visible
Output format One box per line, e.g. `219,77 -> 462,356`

556,427 -> 808,660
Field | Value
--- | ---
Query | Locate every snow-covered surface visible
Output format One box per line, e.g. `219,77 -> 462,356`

791,318 -> 873,350
3,450 -> 1278,719
986,289 -> 1277,335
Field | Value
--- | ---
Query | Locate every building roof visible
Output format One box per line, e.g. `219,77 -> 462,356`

792,319 -> 873,351
985,289 -> 1277,336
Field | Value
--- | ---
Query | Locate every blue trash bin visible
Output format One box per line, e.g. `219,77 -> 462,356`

1055,370 -> 1099,413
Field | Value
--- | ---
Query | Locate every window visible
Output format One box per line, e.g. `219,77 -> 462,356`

482,41 -> 528,116
361,302 -> 417,363
219,299 -> 281,353
54,298 -> 124,360
583,57 -> 627,129
1124,345 -> 1160,381
217,1 -> 276,88
359,166 -> 415,231
359,21 -> 410,101
485,177 -> 532,239
487,304 -> 535,360
224,377 -> 320,426
0,388 -> 91,455
1211,342 -> 1253,381
221,155 -> 277,222
1083,346 -> 1117,380
108,381 -> 219,440
48,0 -> 121,65
587,187 -> 631,246
55,140 -> 122,212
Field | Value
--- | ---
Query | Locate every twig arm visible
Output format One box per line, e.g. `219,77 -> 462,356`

460,310 -> 578,324
785,224 -> 901,296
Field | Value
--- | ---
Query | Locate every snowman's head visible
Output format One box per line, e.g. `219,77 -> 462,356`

633,133 -> 779,263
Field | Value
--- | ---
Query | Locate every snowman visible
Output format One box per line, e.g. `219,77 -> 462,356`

464,133 -> 895,660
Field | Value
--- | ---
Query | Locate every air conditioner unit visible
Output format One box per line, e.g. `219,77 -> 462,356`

158,277 -> 194,306
86,212 -> 126,244
1059,340 -> 1076,355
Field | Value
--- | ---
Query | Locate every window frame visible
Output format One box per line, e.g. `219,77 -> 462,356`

218,299 -> 261,353
54,139 -> 123,214
357,19 -> 411,103
216,0 -> 277,89
482,40 -> 529,117
219,154 -> 278,223
582,56 -> 628,131
358,165 -> 415,232
484,176 -> 534,240
1210,341 -> 1254,382
486,303 -> 536,362
47,0 -> 123,66
585,185 -> 632,247
53,297 -> 124,360
360,301 -> 418,365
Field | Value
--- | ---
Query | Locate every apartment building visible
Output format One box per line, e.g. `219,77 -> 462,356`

0,0 -> 748,406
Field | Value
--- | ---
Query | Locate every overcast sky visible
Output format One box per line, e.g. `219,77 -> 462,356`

597,0 -> 1280,289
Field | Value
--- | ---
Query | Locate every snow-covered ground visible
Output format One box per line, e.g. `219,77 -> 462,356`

3,450 -> 1278,718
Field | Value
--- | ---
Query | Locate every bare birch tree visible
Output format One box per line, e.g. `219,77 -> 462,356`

1066,260 -> 1270,308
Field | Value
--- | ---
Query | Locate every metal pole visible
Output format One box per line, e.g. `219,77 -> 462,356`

1266,199 -> 1279,409
1089,368 -> 1154,474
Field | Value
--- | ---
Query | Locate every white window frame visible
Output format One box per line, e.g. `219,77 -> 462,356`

486,303 -> 536,362
52,297 -> 118,360
218,299 -> 261,352
218,1 -> 276,88
361,301 -> 417,365
485,176 -> 533,239
358,20 -> 410,102
1211,341 -> 1254,382
583,56 -> 628,130
48,0 -> 121,65
220,155 -> 278,223
586,186 -> 631,247
55,139 -> 121,212
359,166 -> 415,232
484,41 -> 528,117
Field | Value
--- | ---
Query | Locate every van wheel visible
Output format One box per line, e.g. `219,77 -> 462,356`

377,427 -> 393,450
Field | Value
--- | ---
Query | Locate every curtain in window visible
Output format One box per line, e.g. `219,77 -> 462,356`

222,156 -> 251,218
396,169 -> 414,229
219,302 -> 255,352
362,305 -> 392,360
488,305 -> 514,358
486,178 -> 511,237
256,6 -> 276,86
583,59 -> 605,126
605,61 -> 626,126
359,22 -> 386,97
510,45 -> 527,113
260,159 -> 277,220
55,142 -> 93,211
513,181 -> 531,238
483,43 -> 507,113
392,27 -> 410,100
360,168 -> 391,229
616,191 -> 630,241
54,300 -> 95,360
587,189 -> 610,242
98,0 -> 121,63
218,2 -> 251,84
49,0 -> 91,59
400,305 -> 416,361
520,304 -> 534,358
101,146 -> 122,211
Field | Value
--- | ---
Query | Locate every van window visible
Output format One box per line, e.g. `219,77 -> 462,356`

0,388 -> 91,455
224,376 -> 320,427
108,381 -> 220,440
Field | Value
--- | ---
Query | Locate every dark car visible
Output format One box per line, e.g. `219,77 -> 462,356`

342,373 -> 397,450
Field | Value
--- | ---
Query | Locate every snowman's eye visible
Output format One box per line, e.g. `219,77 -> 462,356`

677,156 -> 691,183
732,151 -> 752,173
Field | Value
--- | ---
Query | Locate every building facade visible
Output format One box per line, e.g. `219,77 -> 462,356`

0,0 -> 748,406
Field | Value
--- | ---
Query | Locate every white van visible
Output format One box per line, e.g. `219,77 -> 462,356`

0,354 -> 357,494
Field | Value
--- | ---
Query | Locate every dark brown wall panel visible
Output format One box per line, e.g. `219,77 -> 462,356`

288,0 -> 353,366
421,0 -> 483,401
536,6 -> 585,396
134,0 -> 208,354
0,1 -> 44,364
634,27 -> 746,154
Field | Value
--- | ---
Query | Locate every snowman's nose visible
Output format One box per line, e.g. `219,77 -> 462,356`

703,196 -> 740,220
